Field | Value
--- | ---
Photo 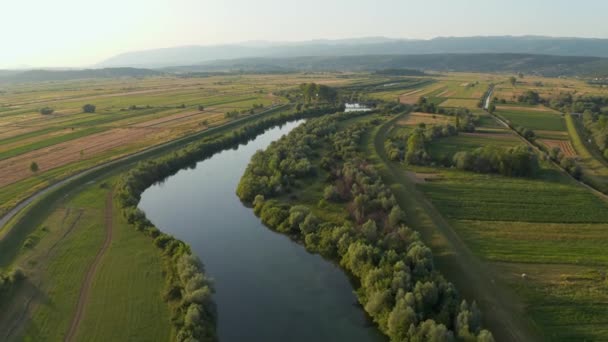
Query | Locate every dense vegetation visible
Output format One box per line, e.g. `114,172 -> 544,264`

453,145 -> 539,177
114,105 -> 338,341
582,111 -> 608,159
237,113 -> 494,341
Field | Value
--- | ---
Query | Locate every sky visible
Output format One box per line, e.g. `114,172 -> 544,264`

2,0 -> 608,68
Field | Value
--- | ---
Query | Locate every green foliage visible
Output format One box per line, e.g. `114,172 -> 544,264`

39,107 -> 54,115
30,161 -> 39,173
82,103 -> 96,113
298,83 -> 338,103
517,90 -> 541,105
452,145 -> 539,177
114,105 -> 340,341
237,112 -> 493,341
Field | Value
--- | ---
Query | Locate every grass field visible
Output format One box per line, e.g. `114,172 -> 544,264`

393,111 -> 608,340
0,74 -> 364,216
564,114 -> 608,193
0,175 -> 171,341
427,132 -> 520,160
497,108 -> 566,131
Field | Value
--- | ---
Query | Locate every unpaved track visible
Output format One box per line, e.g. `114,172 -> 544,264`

64,191 -> 113,342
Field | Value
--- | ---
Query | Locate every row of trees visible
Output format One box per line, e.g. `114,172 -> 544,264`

385,123 -> 460,165
453,145 -> 539,177
116,105 -> 340,341
299,83 -> 339,103
582,110 -> 608,160
238,114 -> 493,341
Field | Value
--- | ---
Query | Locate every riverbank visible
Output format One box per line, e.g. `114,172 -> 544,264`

0,105 -> 339,340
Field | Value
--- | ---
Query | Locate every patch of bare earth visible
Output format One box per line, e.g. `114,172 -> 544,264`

397,112 -> 452,126
540,139 -> 577,157
0,128 -> 157,187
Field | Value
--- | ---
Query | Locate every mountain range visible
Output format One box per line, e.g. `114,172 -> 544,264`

98,36 -> 608,68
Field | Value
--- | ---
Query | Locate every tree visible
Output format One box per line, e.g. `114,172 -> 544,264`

30,161 -> 39,173
509,76 -> 517,87
487,103 -> 496,114
388,206 -> 405,228
39,107 -> 54,115
198,105 -> 205,111
82,104 -> 96,113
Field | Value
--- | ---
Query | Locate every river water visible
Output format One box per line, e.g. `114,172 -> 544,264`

139,120 -> 382,341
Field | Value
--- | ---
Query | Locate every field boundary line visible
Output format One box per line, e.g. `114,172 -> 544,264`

370,112 -> 540,341
0,104 -> 288,231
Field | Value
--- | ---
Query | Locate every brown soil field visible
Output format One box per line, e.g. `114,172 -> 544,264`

540,139 -> 577,157
0,128 -> 80,153
0,128 -> 166,187
397,112 -> 453,126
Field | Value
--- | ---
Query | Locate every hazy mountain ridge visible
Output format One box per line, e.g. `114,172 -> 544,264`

166,53 -> 608,77
98,36 -> 608,68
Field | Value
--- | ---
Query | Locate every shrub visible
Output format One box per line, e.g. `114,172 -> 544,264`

39,107 -> 54,115
82,104 -> 96,113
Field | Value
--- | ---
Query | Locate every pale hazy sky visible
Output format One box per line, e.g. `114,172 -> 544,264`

2,0 -> 607,68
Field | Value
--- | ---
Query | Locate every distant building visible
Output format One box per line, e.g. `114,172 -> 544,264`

344,103 -> 372,113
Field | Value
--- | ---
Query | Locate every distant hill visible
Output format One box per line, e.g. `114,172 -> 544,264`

0,68 -> 162,83
98,36 -> 608,68
165,54 -> 608,77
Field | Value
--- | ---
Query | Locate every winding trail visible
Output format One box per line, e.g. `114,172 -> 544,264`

64,191 -> 114,342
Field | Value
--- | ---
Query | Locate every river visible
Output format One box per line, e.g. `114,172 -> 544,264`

139,120 -> 383,342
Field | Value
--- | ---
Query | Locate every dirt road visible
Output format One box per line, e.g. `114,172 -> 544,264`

64,191 -> 114,342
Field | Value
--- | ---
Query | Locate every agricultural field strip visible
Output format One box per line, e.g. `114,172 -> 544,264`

370,114 -> 538,341
407,109 -> 608,339
0,104 -> 288,229
0,96 -> 270,164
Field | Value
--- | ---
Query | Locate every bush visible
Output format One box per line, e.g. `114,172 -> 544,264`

40,107 -> 54,115
82,104 -> 96,113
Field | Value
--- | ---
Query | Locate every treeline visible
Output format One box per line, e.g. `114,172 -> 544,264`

582,111 -> 608,159
453,145 -> 539,177
385,123 -> 456,165
543,92 -> 608,161
115,105 -> 339,341
237,115 -> 494,341
385,115 -> 472,165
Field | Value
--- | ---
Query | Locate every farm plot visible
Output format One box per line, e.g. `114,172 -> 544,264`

427,132 -> 520,160
439,98 -> 479,109
396,112 -> 454,126
497,108 -> 566,131
0,128 -> 166,187
411,128 -> 608,341
539,139 -> 577,157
